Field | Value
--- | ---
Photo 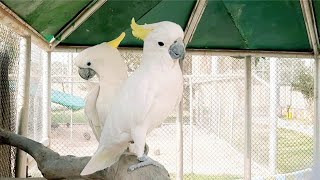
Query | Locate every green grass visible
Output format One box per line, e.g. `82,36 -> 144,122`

277,128 -> 313,173
52,110 -> 87,123
232,125 -> 313,174
170,174 -> 240,180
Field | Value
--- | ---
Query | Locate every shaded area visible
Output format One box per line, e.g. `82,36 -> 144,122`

0,24 -> 20,177
2,0 -> 92,41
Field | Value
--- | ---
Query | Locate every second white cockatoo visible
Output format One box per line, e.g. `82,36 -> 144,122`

74,33 -> 128,140
80,19 -> 186,175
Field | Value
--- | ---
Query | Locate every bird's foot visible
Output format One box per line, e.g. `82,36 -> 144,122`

128,154 -> 163,171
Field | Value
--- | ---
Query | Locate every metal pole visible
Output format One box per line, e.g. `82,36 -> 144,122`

56,46 -> 315,59
269,57 -> 278,174
189,76 -> 194,174
299,1 -> 320,179
69,53 -> 73,139
313,57 -> 320,180
42,51 -> 51,146
50,0 -> 107,49
231,90 -> 235,144
176,93 -> 184,180
218,96 -> 221,138
15,36 -> 31,178
244,56 -> 252,180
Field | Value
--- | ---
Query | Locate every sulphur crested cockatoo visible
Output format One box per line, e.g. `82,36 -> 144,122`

80,19 -> 185,175
74,33 -> 128,140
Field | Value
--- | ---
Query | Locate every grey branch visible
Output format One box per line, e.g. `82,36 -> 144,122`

0,128 -> 170,180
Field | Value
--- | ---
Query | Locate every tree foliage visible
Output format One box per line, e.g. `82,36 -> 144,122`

292,69 -> 314,105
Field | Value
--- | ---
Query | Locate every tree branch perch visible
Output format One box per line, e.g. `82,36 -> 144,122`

0,128 -> 170,180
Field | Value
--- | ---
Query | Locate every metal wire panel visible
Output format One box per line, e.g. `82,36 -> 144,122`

47,49 -> 315,179
0,23 -> 21,177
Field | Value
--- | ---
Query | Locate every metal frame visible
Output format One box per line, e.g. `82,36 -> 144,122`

50,0 -> 108,49
175,1 -> 208,179
269,57 -> 278,174
55,46 -> 314,58
300,1 -> 319,180
183,0 -> 208,45
15,36 -> 32,178
1,0 -> 320,178
42,51 -> 52,147
0,2 -> 50,51
244,56 -> 252,180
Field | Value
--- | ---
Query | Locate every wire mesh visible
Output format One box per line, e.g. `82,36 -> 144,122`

0,23 -> 21,177
50,51 -> 98,157
48,50 -> 316,179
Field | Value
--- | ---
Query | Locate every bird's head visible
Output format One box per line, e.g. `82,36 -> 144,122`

131,18 -> 185,63
74,32 -> 127,80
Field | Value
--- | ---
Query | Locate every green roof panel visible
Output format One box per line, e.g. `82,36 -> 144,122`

2,0 -> 92,42
61,0 -> 196,46
189,0 -> 310,51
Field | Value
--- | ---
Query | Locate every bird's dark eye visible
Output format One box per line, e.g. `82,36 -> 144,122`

158,41 -> 164,46
87,62 -> 91,66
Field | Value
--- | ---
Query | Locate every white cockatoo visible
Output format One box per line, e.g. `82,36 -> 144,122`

74,33 -> 128,140
80,19 -> 186,175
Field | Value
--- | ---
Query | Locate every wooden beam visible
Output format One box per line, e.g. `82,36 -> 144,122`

50,0 -> 108,49
183,0 -> 208,44
0,2 -> 50,51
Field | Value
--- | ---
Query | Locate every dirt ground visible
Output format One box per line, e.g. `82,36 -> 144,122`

42,124 -> 269,177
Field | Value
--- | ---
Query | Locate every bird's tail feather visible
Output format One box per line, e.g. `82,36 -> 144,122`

80,148 -> 120,176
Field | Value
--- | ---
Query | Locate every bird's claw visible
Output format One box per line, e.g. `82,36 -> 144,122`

128,155 -> 163,171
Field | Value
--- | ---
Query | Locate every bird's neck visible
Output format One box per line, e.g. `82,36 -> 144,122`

141,52 -> 178,71
97,75 -> 125,92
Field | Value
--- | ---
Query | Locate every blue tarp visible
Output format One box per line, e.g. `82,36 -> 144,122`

51,90 -> 85,111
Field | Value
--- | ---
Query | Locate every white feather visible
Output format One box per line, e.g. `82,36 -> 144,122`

81,21 -> 184,175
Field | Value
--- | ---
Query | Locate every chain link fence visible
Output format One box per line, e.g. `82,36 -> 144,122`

0,22 -> 315,179
48,50 -> 314,179
0,23 -> 21,177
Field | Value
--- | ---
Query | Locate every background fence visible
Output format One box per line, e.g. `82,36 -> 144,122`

0,21 -> 315,180
45,50 -> 314,179
0,23 -> 21,177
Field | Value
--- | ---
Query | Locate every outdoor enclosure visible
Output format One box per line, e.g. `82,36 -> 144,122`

1,0 -> 320,180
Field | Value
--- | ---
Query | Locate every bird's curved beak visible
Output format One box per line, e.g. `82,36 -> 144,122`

169,38 -> 186,61
78,68 -> 96,80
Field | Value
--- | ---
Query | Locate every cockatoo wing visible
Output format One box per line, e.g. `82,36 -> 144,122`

81,75 -> 155,175
84,82 -> 101,140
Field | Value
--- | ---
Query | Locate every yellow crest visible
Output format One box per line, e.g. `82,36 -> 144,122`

106,32 -> 126,48
131,18 -> 153,40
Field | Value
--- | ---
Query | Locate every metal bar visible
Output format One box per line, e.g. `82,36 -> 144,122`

183,0 -> 208,44
269,57 -> 278,174
69,53 -> 73,140
300,0 -> 319,55
0,2 -> 50,51
55,46 -> 314,58
189,76 -> 194,174
42,51 -> 51,146
50,0 -> 108,49
15,36 -> 32,178
300,1 -> 320,179
313,57 -> 320,180
244,56 -> 252,180
176,0 -> 208,178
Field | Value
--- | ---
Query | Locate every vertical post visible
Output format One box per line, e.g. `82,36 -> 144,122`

69,53 -> 73,139
231,91 -> 235,144
42,51 -> 51,146
244,56 -> 252,180
269,57 -> 278,174
211,56 -> 219,75
15,36 -> 31,178
176,52 -> 184,180
189,76 -> 194,174
313,57 -> 320,180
